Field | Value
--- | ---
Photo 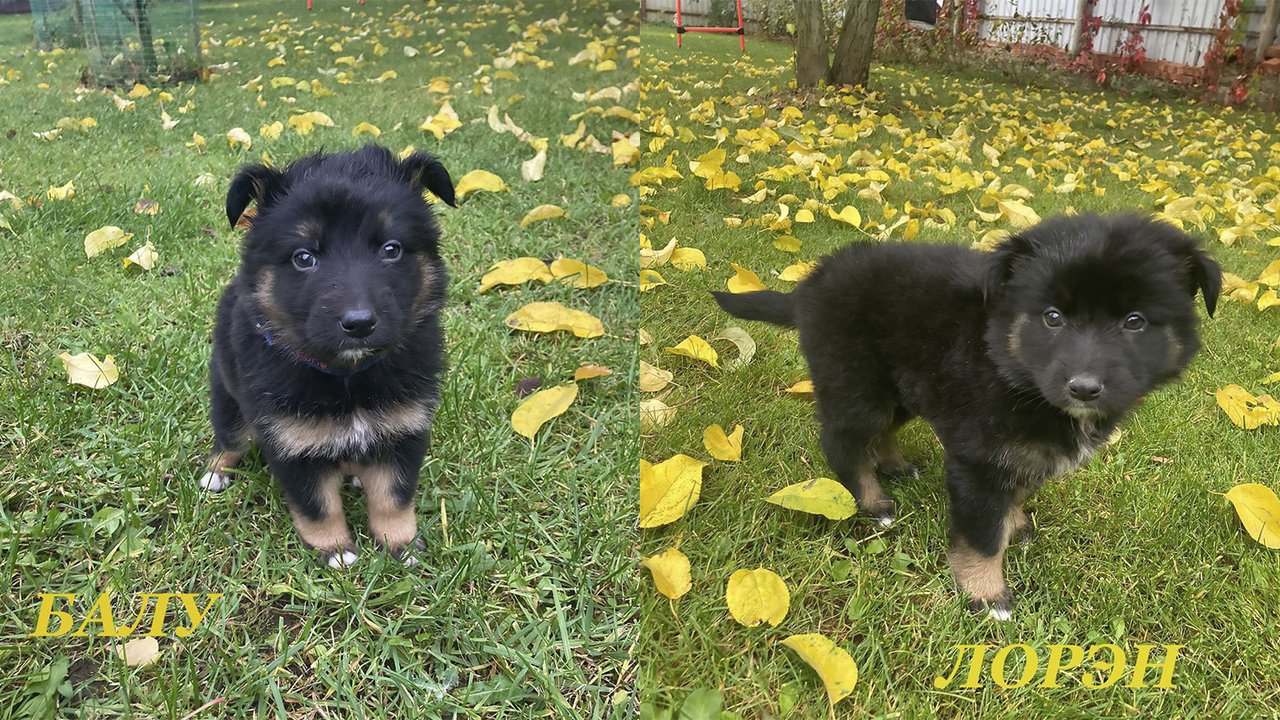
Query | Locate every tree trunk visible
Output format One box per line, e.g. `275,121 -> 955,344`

795,0 -> 828,87
134,0 -> 158,73
827,0 -> 881,87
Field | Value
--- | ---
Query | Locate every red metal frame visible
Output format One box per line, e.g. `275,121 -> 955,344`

675,0 -> 746,51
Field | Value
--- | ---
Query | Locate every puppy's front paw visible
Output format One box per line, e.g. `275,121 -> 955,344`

318,549 -> 359,569
878,461 -> 919,480
387,537 -> 426,567
199,471 -> 233,492
865,497 -> 897,527
967,591 -> 1014,622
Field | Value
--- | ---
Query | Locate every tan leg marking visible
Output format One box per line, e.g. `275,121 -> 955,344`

209,450 -> 245,473
851,462 -> 892,519
1008,504 -> 1029,541
949,532 -> 1009,604
289,471 -> 354,553
360,464 -> 418,553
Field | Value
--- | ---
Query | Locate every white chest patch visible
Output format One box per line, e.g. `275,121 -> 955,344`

264,398 -> 437,459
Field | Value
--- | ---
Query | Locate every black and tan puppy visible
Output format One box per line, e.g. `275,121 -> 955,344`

715,214 -> 1220,619
200,144 -> 456,568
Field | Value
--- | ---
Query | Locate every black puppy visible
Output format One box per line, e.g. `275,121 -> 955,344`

715,214 -> 1220,618
201,144 -> 456,568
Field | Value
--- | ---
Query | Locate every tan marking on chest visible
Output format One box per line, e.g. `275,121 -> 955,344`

265,398 -> 437,459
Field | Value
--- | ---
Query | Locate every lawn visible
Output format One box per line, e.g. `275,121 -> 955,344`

636,25 -> 1280,718
0,2 -> 637,718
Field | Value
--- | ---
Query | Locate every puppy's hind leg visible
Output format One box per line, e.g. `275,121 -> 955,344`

202,373 -> 249,493
819,422 -> 895,526
874,421 -> 919,481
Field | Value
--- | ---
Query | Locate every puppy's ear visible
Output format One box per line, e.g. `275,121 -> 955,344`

982,234 -> 1037,306
400,152 -> 456,208
226,164 -> 282,228
1148,218 -> 1222,318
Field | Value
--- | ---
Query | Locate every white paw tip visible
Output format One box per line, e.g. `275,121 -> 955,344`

349,476 -> 363,489
876,516 -> 894,528
199,471 -> 231,492
327,550 -> 358,569
402,554 -> 419,568
987,607 -> 1013,622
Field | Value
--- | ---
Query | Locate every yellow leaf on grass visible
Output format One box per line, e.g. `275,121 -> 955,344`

1259,290 -> 1280,311
47,180 -> 75,201
573,364 -> 612,380
640,238 -> 676,268
726,263 -> 766,293
997,199 -> 1041,229
703,423 -> 743,462
511,383 -> 577,439
1224,483 -> 1280,548
665,335 -> 718,367
640,398 -> 676,430
778,261 -> 816,282
127,83 -> 151,99
59,352 -> 119,389
639,361 -> 673,392
1215,384 -> 1280,429
477,257 -> 552,293
766,478 -> 858,520
781,633 -> 858,707
520,204 -> 567,227
611,193 -> 632,207
118,637 -> 161,668
123,241 -> 158,271
287,111 -> 336,135
351,121 -> 381,138
505,301 -> 604,338
260,120 -> 282,139
774,235 -> 801,253
612,134 -> 640,166
84,226 -> 133,257
639,269 -> 667,292
642,547 -> 692,600
639,454 -> 707,528
725,568 -> 790,627
827,205 -> 862,227
550,258 -> 607,288
795,208 -> 815,223
226,127 -> 252,149
521,149 -> 547,182
1258,260 -> 1280,287
133,198 -> 159,215
785,380 -> 814,394
670,247 -> 706,270
455,170 -> 507,199
419,101 -> 461,139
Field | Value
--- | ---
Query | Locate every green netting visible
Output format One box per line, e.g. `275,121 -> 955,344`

32,0 -> 85,51
82,0 -> 201,86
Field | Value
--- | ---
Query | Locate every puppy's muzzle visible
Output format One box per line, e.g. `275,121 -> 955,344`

340,309 -> 378,339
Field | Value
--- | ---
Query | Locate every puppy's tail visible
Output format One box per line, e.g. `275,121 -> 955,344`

712,290 -> 796,328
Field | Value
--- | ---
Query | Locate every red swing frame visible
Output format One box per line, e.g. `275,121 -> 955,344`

675,0 -> 746,51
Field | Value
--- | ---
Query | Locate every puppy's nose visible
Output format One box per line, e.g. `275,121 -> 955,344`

340,309 -> 377,338
1067,375 -> 1104,401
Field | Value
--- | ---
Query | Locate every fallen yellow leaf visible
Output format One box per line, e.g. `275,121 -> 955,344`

123,241 -> 158,271
670,247 -> 707,270
226,127 -> 252,149
550,258 -> 607,288
505,301 -> 604,338
639,269 -> 667,292
784,380 -> 814,394
640,398 -> 676,430
665,335 -> 718,367
59,352 -> 119,389
477,257 -> 552,293
703,424 -> 743,462
639,361 -> 673,392
1225,483 -> 1280,549
511,383 -> 577,440
519,204 -> 568,227
778,261 -> 816,282
84,226 -> 133,257
573,364 -> 612,380
455,169 -> 508,199
726,263 -> 766,293
827,205 -> 862,227
419,101 -> 461,139
639,454 -> 707,528
640,238 -> 676,268
118,636 -> 161,668
766,478 -> 858,520
781,633 -> 858,707
642,547 -> 692,601
725,568 -> 790,627
351,121 -> 381,138
1215,384 -> 1280,429
47,180 -> 75,201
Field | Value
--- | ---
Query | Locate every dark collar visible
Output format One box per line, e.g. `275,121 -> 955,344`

254,316 -> 382,378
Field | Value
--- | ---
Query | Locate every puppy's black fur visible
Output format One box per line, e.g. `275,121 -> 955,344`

715,214 -> 1220,618
202,144 -> 456,568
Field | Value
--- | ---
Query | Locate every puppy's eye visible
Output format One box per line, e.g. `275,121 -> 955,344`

381,241 -> 403,261
292,249 -> 317,270
1123,312 -> 1146,331
1043,308 -> 1063,328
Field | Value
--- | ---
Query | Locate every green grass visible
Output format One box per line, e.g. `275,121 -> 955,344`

0,2 -> 637,718
637,26 -> 1280,718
